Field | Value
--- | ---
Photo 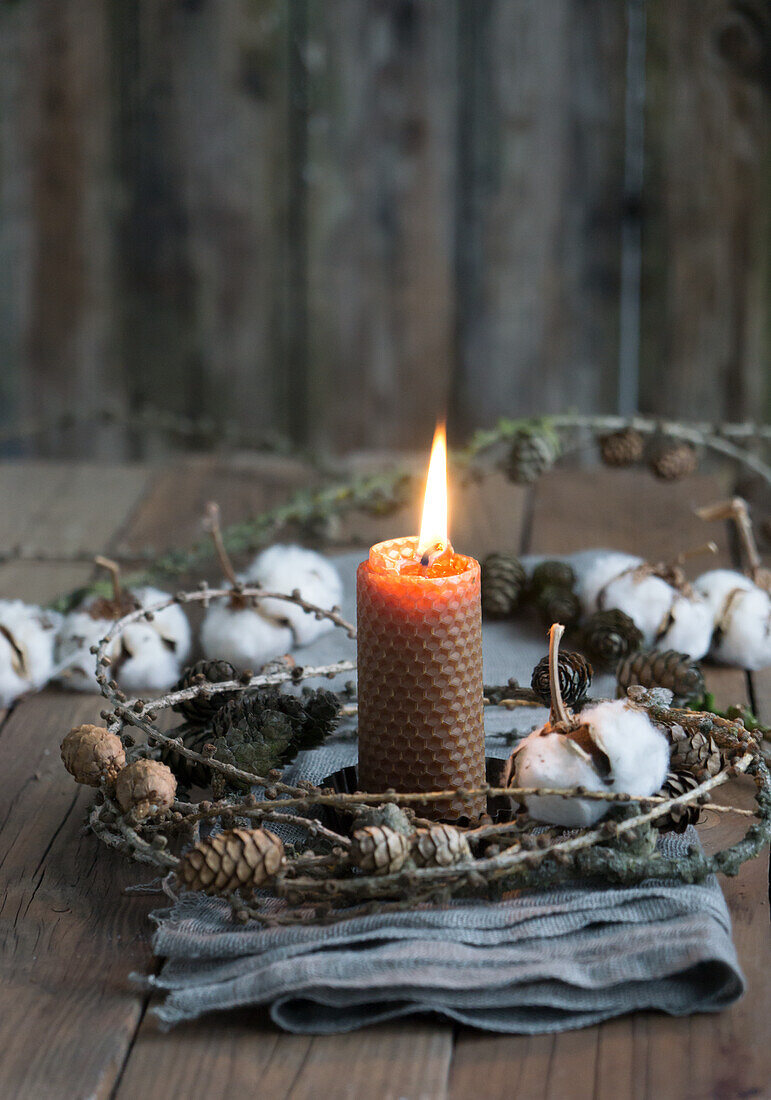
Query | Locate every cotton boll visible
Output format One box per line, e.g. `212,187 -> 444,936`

711,586 -> 771,671
695,569 -> 771,670
131,586 -> 191,663
56,610 -> 112,691
512,699 -> 669,828
512,730 -> 610,827
200,599 -> 293,669
656,593 -> 713,660
0,600 -> 61,706
57,586 -> 190,692
573,551 -> 642,615
600,570 -> 674,647
581,699 -> 669,797
118,623 -> 184,692
246,545 -> 343,647
694,569 -> 755,620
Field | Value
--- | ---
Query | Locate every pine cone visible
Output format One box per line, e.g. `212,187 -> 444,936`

209,687 -> 340,789
617,649 -> 705,706
599,428 -> 644,468
482,553 -> 526,617
667,723 -> 722,779
537,585 -> 581,628
172,659 -> 240,724
177,828 -> 285,895
160,724 -> 218,789
656,770 -> 703,833
649,440 -> 698,481
61,724 -> 126,787
531,651 -> 593,708
412,824 -> 471,868
583,609 -> 643,666
115,759 -> 177,820
530,560 -> 576,596
351,825 -> 411,875
504,429 -> 560,485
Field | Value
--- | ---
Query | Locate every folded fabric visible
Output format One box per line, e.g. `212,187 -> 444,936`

142,824 -> 743,1033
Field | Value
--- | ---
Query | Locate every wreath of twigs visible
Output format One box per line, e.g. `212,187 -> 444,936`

51,412 -> 770,926
78,585 -> 771,928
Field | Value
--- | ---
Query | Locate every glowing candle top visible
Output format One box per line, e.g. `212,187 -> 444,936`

418,422 -> 448,557
366,423 -> 473,581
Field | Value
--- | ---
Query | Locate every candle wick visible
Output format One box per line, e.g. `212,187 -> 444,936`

418,542 -> 448,570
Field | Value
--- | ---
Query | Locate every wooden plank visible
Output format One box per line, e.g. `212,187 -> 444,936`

0,462 -> 158,1098
450,467 -> 771,1099
0,1 -> 33,446
163,0 -> 294,448
0,461 -> 150,602
6,0 -> 125,459
527,468 -> 737,561
0,693 -> 157,1100
641,0 -> 770,423
453,0 -> 627,435
108,0 -> 293,458
117,454 -> 317,560
116,1019 -> 453,1100
304,0 -> 457,452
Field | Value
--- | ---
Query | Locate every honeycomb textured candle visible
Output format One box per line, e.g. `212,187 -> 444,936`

356,537 -> 485,821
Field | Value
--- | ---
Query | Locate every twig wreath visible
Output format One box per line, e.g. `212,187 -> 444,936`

53,414 -> 771,926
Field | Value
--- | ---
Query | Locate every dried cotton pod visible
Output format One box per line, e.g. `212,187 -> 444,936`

412,824 -> 471,868
60,724 -> 126,787
351,825 -> 411,875
245,544 -> 343,647
0,600 -> 61,706
56,585 -> 191,693
177,828 -> 285,895
115,759 -> 177,820
511,699 -> 670,827
695,569 -> 771,671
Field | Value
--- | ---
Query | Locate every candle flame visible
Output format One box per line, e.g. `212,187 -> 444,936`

418,423 -> 448,556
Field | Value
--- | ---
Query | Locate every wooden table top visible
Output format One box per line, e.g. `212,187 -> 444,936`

1,456 -> 769,1100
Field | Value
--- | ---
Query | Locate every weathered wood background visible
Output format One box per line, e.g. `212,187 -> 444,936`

0,0 -> 768,458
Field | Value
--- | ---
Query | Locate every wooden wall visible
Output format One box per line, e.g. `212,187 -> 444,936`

0,0 -> 768,458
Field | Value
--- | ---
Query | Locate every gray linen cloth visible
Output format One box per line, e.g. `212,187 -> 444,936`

140,551 -> 744,1032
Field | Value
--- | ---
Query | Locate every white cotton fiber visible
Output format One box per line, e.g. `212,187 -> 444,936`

56,610 -> 112,691
245,545 -> 343,647
695,569 -> 771,670
656,593 -> 713,660
512,699 -> 670,828
581,699 -> 670,797
0,600 -> 61,706
130,586 -> 192,663
573,551 -> 642,614
56,586 -> 190,693
694,569 -> 755,620
200,599 -> 293,670
512,729 -> 610,827
117,623 -> 186,692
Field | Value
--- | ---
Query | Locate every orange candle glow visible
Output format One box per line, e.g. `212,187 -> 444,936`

356,424 -> 485,821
